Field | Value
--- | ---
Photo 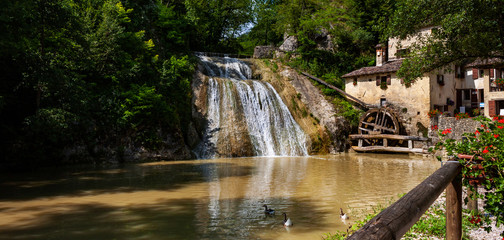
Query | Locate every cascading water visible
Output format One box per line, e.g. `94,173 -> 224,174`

194,55 -> 308,158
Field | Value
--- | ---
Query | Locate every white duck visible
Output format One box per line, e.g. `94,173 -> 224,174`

282,213 -> 293,227
263,204 -> 275,215
340,208 -> 349,220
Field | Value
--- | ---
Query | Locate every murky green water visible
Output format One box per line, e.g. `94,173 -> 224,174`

0,154 -> 440,240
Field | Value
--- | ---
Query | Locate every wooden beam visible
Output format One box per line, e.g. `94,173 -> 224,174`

350,134 -> 429,141
347,162 -> 462,240
360,122 -> 397,132
351,146 -> 427,154
446,174 -> 462,240
301,72 -> 369,109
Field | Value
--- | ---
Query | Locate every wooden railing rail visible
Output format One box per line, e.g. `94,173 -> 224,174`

300,72 -> 369,109
347,162 -> 462,240
193,51 -> 252,59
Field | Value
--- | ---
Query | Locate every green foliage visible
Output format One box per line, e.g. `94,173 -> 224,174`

333,98 -> 363,128
0,0 -> 199,168
185,0 -> 253,52
387,0 -> 504,86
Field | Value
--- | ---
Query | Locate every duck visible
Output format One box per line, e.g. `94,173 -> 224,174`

262,204 -> 275,215
282,213 -> 293,227
340,208 -> 349,220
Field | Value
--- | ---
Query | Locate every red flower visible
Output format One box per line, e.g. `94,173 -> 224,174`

498,125 -> 504,129
483,146 -> 489,154
441,128 -> 452,135
499,119 -> 504,124
431,125 -> 438,130
494,116 -> 499,121
495,134 -> 500,138
475,130 -> 480,134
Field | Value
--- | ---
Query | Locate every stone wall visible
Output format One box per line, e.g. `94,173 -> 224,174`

429,116 -> 480,145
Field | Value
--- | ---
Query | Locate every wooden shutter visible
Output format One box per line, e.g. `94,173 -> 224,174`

386,75 -> 391,85
490,68 -> 495,78
471,89 -> 478,108
376,76 -> 380,86
473,68 -> 478,79
456,89 -> 462,108
489,100 -> 497,117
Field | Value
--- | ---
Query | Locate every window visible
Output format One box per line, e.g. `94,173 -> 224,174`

437,75 -> 445,86
396,48 -> 410,58
455,65 -> 464,78
479,69 -> 484,78
463,89 -> 470,100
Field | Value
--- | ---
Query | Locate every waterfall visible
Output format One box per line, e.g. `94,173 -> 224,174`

194,55 -> 308,158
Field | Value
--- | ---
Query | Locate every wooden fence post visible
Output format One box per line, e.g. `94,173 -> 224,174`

346,162 -> 462,240
446,174 -> 462,240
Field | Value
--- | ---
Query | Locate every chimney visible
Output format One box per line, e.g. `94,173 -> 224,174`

376,43 -> 387,66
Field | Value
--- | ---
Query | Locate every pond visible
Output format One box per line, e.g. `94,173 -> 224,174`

0,153 -> 439,240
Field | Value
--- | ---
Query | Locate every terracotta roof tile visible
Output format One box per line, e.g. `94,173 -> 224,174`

342,60 -> 403,78
465,58 -> 504,68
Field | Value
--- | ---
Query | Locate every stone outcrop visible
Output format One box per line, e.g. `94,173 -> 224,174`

253,46 -> 277,59
279,35 -> 298,52
314,28 -> 334,52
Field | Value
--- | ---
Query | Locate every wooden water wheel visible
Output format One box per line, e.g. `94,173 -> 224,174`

358,107 -> 401,146
358,107 -> 400,135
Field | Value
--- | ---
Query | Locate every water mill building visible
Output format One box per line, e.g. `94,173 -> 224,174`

342,27 -> 504,136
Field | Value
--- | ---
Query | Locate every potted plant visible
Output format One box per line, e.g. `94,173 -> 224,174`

380,81 -> 387,90
455,112 -> 470,120
496,78 -> 504,87
432,116 -> 504,236
427,109 -> 441,118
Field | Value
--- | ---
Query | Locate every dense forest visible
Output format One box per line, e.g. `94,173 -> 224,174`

0,0 -> 396,169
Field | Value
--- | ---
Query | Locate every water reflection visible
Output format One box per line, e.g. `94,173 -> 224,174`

0,154 -> 439,240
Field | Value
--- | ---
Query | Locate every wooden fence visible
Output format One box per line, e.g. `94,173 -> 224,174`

193,51 -> 252,59
347,162 -> 462,239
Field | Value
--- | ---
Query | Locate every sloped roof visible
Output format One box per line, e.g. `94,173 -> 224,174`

342,60 -> 403,78
465,58 -> 504,68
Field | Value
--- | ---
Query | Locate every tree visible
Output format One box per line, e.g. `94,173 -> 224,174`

387,0 -> 504,85
184,0 -> 254,52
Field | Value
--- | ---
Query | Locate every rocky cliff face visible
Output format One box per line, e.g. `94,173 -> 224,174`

247,59 -> 350,153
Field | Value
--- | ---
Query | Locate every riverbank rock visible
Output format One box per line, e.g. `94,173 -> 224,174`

61,127 -> 192,164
